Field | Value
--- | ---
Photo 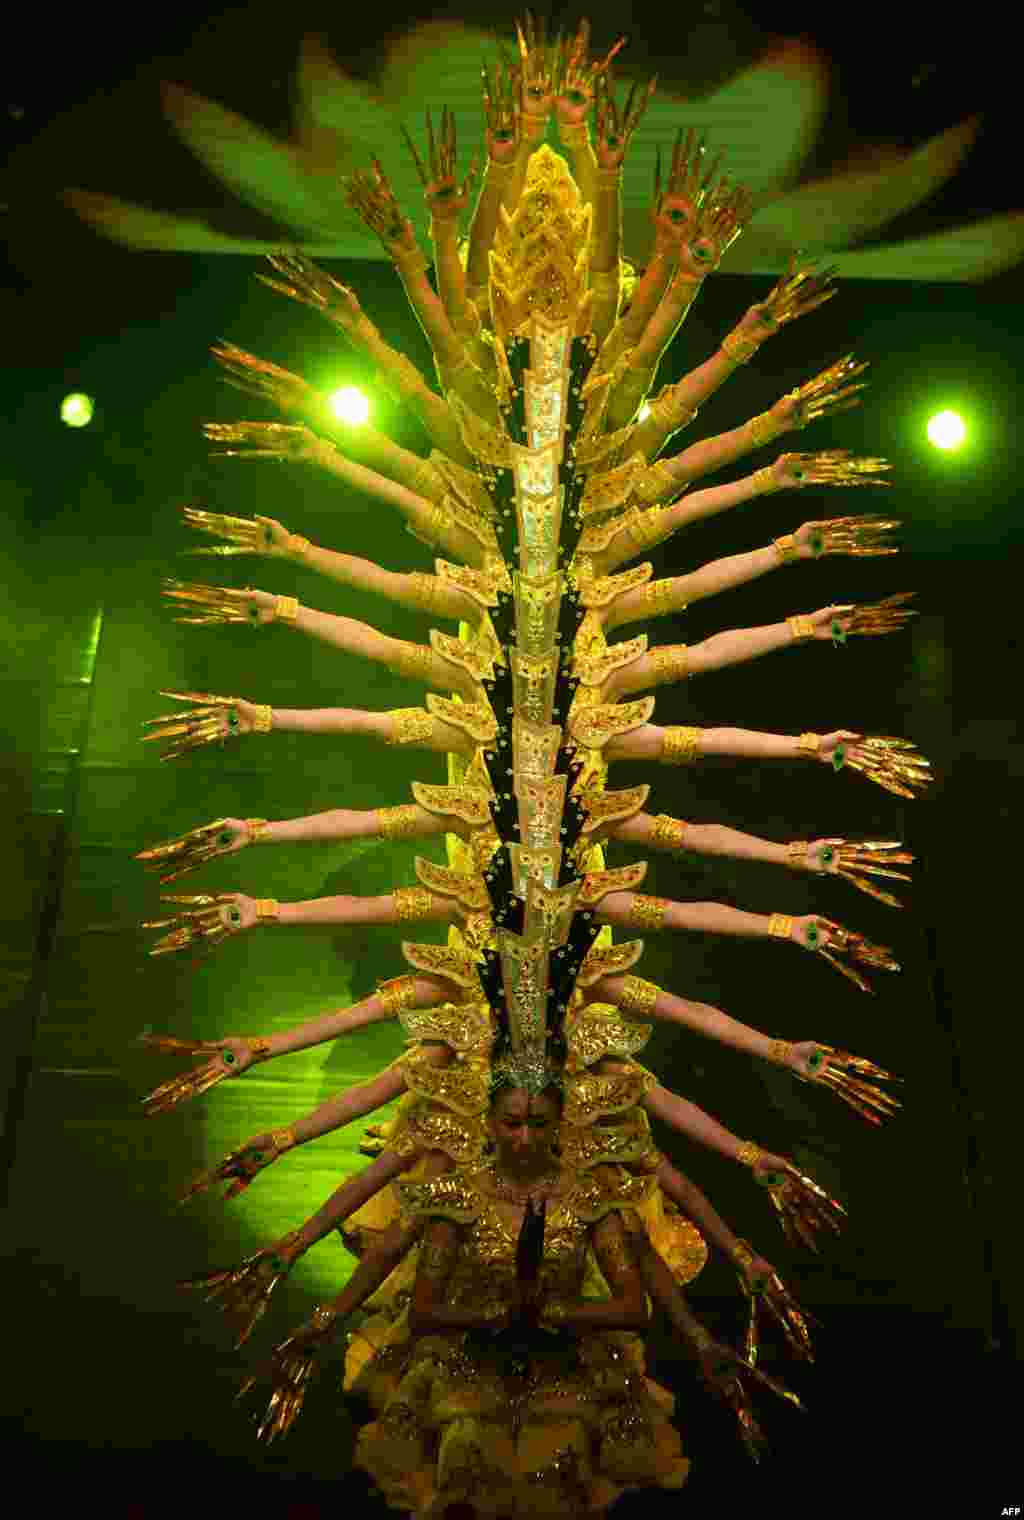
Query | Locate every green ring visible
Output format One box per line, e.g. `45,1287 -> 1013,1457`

759,1171 -> 784,1188
270,1256 -> 285,1273
821,846 -> 835,867
228,907 -> 242,927
809,533 -> 824,555
808,1049 -> 824,1070
223,1051 -> 235,1066
218,831 -> 234,847
227,711 -> 240,730
806,924 -> 819,948
252,1152 -> 263,1164
832,745 -> 846,771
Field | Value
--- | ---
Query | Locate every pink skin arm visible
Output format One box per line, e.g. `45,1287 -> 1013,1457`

593,468 -> 770,577
263,705 -> 474,757
604,813 -> 791,872
605,544 -> 784,630
260,978 -> 460,1061
588,975 -> 780,1062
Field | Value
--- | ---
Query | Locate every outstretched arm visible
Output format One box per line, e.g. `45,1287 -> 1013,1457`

590,975 -> 783,1065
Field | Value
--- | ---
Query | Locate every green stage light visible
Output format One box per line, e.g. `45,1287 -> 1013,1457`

329,386 -> 370,425
61,392 -> 94,427
926,409 -> 966,451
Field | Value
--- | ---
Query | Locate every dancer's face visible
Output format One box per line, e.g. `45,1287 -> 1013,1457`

488,1088 -> 561,1170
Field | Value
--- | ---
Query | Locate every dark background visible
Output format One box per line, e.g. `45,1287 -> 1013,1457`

1,2 -> 1019,1514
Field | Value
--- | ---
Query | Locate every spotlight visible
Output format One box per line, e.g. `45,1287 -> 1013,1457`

926,409 -> 965,451
61,393 -> 94,428
329,387 -> 370,425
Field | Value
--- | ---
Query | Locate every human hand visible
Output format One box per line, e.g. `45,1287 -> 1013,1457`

513,12 -> 558,130
177,505 -> 301,561
481,56 -> 520,162
136,1033 -> 270,1116
748,1154 -> 847,1253
594,68 -> 657,170
161,579 -> 281,627
797,837 -> 914,909
256,252 -> 370,341
785,1041 -> 903,1126
793,516 -> 901,559
403,107 -> 479,220
650,127 -> 710,252
178,1127 -> 296,1205
736,1255 -> 818,1364
553,20 -> 626,130
141,692 -> 269,762
816,731 -> 933,799
142,890 -> 259,959
203,421 -> 329,463
235,1306 -> 338,1442
769,449 -> 893,492
343,157 -> 417,254
694,1335 -> 805,1460
773,354 -> 870,433
178,1229 -> 307,1349
739,254 -> 839,341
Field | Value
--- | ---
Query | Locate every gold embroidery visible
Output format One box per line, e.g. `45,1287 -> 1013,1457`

394,887 -> 437,922
660,726 -> 701,764
376,976 -> 419,1017
386,708 -> 435,747
650,645 -> 689,686
619,976 -> 658,1018
625,895 -> 667,932
378,804 -> 422,840
651,814 -> 687,851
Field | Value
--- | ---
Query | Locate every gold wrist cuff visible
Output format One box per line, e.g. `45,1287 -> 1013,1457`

286,535 -> 311,557
788,614 -> 815,642
391,245 -> 429,277
768,1038 -> 793,1067
274,595 -> 299,625
660,726 -> 701,765
245,818 -> 269,844
378,804 -> 423,840
736,1140 -> 764,1169
644,579 -> 681,617
270,1125 -> 298,1155
747,411 -> 785,448
633,461 -> 676,506
651,814 -> 687,851
393,643 -> 433,682
252,704 -> 273,733
620,507 -> 667,553
750,466 -> 777,497
797,732 -> 821,756
774,534 -> 800,563
651,645 -> 689,686
721,330 -> 760,366
786,840 -> 810,868
377,975 -> 420,1017
255,899 -> 280,922
768,913 -> 793,941
619,974 -> 659,1018
394,886 -> 436,922
626,894 -> 667,932
245,1037 -> 274,1061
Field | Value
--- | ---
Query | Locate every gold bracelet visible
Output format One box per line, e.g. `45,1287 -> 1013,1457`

378,804 -> 423,840
786,840 -> 809,868
245,818 -> 269,844
255,899 -> 280,923
274,595 -> 299,625
270,1125 -> 298,1155
377,975 -> 420,1017
252,704 -> 273,733
773,534 -> 800,563
736,1140 -> 764,1169
750,466 -> 777,496
652,814 -> 687,851
406,572 -> 444,616
393,886 -> 436,922
286,535 -> 311,558
386,708 -> 436,748
747,411 -> 784,447
627,894 -> 667,932
797,732 -> 821,756
721,330 -> 760,366
788,614 -> 815,642
660,726 -> 701,765
590,266 -> 621,297
245,1036 -> 274,1061
620,974 -> 658,1018
768,913 -> 793,941
768,1038 -> 793,1067
651,645 -> 689,686
729,1239 -> 756,1270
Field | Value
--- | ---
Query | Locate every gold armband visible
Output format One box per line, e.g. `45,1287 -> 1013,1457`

377,975 -> 420,1016
633,462 -> 677,507
747,410 -> 786,448
274,595 -> 299,625
620,974 -> 659,1018
393,643 -> 433,682
660,726 -> 701,765
626,894 -> 667,932
750,466 -> 778,497
386,708 -> 436,748
786,840 -> 810,868
286,534 -> 311,558
619,508 -> 668,553
255,899 -> 280,922
245,818 -> 269,844
797,732 -> 821,756
378,804 -> 423,840
406,572 -> 445,616
651,645 -> 689,686
788,615 -> 815,642
644,579 -> 682,618
270,1125 -> 298,1155
485,156 -> 519,179
251,704 -> 273,733
736,1140 -> 765,1169
394,886 -> 436,922
652,814 -> 687,851
768,1038 -> 793,1067
721,330 -> 760,366
768,913 -> 793,941
773,534 -> 800,563
391,244 -> 430,278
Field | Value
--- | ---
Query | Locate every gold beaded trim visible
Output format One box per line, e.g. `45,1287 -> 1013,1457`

768,1038 -> 793,1067
394,886 -> 436,922
377,975 -> 420,1017
773,534 -> 800,563
627,894 -> 667,932
619,974 -> 658,1018
721,330 -> 760,365
736,1140 -> 764,1169
797,732 -> 821,755
274,595 -> 299,624
386,708 -> 436,748
768,913 -> 793,940
750,466 -> 777,496
747,410 -> 784,447
651,645 -> 689,686
245,818 -> 269,844
252,704 -> 273,733
660,726 -> 701,765
788,614 -> 815,642
378,804 -> 423,840
652,814 -> 687,851
255,899 -> 279,922
270,1125 -> 298,1155
786,840 -> 809,868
